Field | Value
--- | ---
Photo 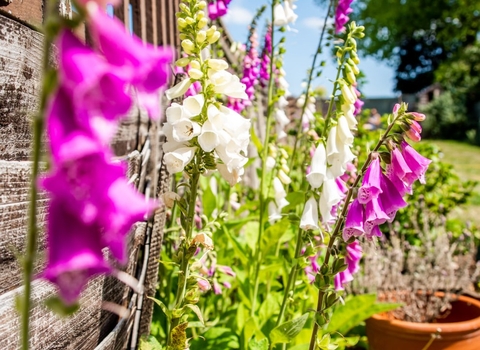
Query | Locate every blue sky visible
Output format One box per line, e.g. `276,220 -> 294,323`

222,0 -> 397,98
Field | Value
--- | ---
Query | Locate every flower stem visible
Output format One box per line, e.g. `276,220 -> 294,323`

308,115 -> 400,350
21,1 -> 57,348
290,0 -> 334,169
250,2 -> 277,317
168,168 -> 200,338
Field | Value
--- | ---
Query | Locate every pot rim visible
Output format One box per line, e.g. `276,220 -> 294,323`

369,294 -> 480,334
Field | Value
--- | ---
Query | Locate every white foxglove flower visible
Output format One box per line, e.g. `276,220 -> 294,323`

319,178 -> 343,223
164,147 -> 197,173
207,104 -> 223,128
337,116 -> 354,145
209,70 -> 248,99
268,201 -> 283,224
278,96 -> 289,109
218,163 -> 244,186
306,143 -> 327,188
166,103 -> 186,124
300,196 -> 319,230
341,103 -> 357,129
198,120 -> 220,152
326,126 -> 339,161
273,3 -> 288,26
273,177 -> 287,200
327,144 -> 355,178
284,0 -> 298,24
266,156 -> 276,170
216,141 -> 248,173
183,94 -> 205,116
340,83 -> 356,104
207,58 -> 229,71
278,169 -> 292,185
219,106 -> 251,143
165,78 -> 193,100
172,118 -> 201,142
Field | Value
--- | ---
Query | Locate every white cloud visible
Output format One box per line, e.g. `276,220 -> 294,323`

223,6 -> 254,25
302,16 -> 334,30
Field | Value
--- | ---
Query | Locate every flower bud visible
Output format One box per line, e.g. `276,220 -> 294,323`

206,25 -> 217,36
278,169 -> 292,185
179,3 -> 189,13
344,64 -> 356,85
196,30 -> 206,44
197,17 -> 208,29
347,59 -> 359,75
175,57 -> 190,67
350,51 -> 360,64
405,128 -> 421,142
188,68 -> 203,79
207,31 -> 221,44
340,83 -> 356,104
392,103 -> 401,116
207,58 -> 228,71
179,33 -> 187,40
185,16 -> 195,25
196,10 -> 205,19
181,39 -> 195,54
177,17 -> 187,29
409,112 -> 426,121
189,60 -> 201,70
198,1 -> 206,10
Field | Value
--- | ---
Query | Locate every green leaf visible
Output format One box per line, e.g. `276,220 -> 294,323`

244,221 -> 260,252
139,335 -> 163,350
202,185 -> 217,218
317,334 -> 338,350
185,304 -> 204,325
289,345 -> 309,350
148,296 -> 171,321
270,313 -> 309,345
44,296 -> 79,317
222,225 -> 249,265
248,337 -> 269,350
169,322 -> 188,350
327,294 -> 401,334
251,126 -> 263,153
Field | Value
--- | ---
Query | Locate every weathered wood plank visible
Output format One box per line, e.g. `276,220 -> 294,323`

0,0 -> 43,28
0,13 -> 43,161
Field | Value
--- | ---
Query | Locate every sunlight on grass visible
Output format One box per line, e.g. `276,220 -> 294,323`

430,140 -> 480,225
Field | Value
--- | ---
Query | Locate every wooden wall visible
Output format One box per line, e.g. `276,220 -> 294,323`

0,0 -> 179,348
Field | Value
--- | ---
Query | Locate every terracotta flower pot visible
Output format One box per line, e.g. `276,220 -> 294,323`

366,294 -> 480,350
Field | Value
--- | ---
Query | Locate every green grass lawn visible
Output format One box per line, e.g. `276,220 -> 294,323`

429,140 -> 480,225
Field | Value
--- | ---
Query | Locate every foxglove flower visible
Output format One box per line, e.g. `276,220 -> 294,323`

43,198 -> 111,304
335,0 -> 354,34
401,141 -> 431,184
306,143 -> 327,188
319,178 -> 343,223
379,171 -> 407,222
87,4 -> 174,119
364,196 -> 389,237
164,147 -> 197,174
300,196 -> 319,231
334,241 -> 362,290
357,157 -> 382,204
386,147 -> 413,196
343,199 -> 365,241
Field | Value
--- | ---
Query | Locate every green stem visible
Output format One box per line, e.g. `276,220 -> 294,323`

308,115 -> 400,350
21,2 -> 56,349
290,0 -> 334,170
251,3 -> 277,317
168,169 -> 200,338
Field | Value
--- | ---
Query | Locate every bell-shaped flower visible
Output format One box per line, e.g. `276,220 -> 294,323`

183,94 -> 205,117
284,0 -> 298,24
57,32 -> 132,143
171,118 -> 201,142
209,70 -> 248,99
363,196 -> 389,235
334,241 -> 362,290
166,103 -> 188,124
386,147 -> 412,195
273,3 -> 288,26
43,198 -> 111,305
273,177 -> 289,207
327,143 -> 355,179
198,120 -> 220,152
218,163 -> 244,187
207,58 -> 229,72
100,178 -> 157,263
341,102 -> 357,129
216,140 -> 248,173
326,126 -> 339,160
337,116 -> 354,145
343,199 -> 365,241
306,143 -> 327,188
319,178 -> 343,223
300,196 -> 319,231
358,157 -> 383,204
268,201 -> 283,224
165,78 -> 193,100
219,106 -> 251,148
379,172 -> 407,222
400,141 -> 431,184
164,146 -> 197,173
87,4 -> 173,119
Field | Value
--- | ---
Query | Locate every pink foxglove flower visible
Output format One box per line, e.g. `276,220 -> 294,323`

386,147 -> 413,196
357,157 -> 383,204
400,142 -> 431,184
335,0 -> 354,34
87,4 -> 173,119
379,171 -> 407,222
343,199 -> 365,241
363,196 -> 389,237
43,198 -> 111,304
334,241 -> 362,290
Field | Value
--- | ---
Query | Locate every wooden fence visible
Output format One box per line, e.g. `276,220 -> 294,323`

0,0 -> 181,348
